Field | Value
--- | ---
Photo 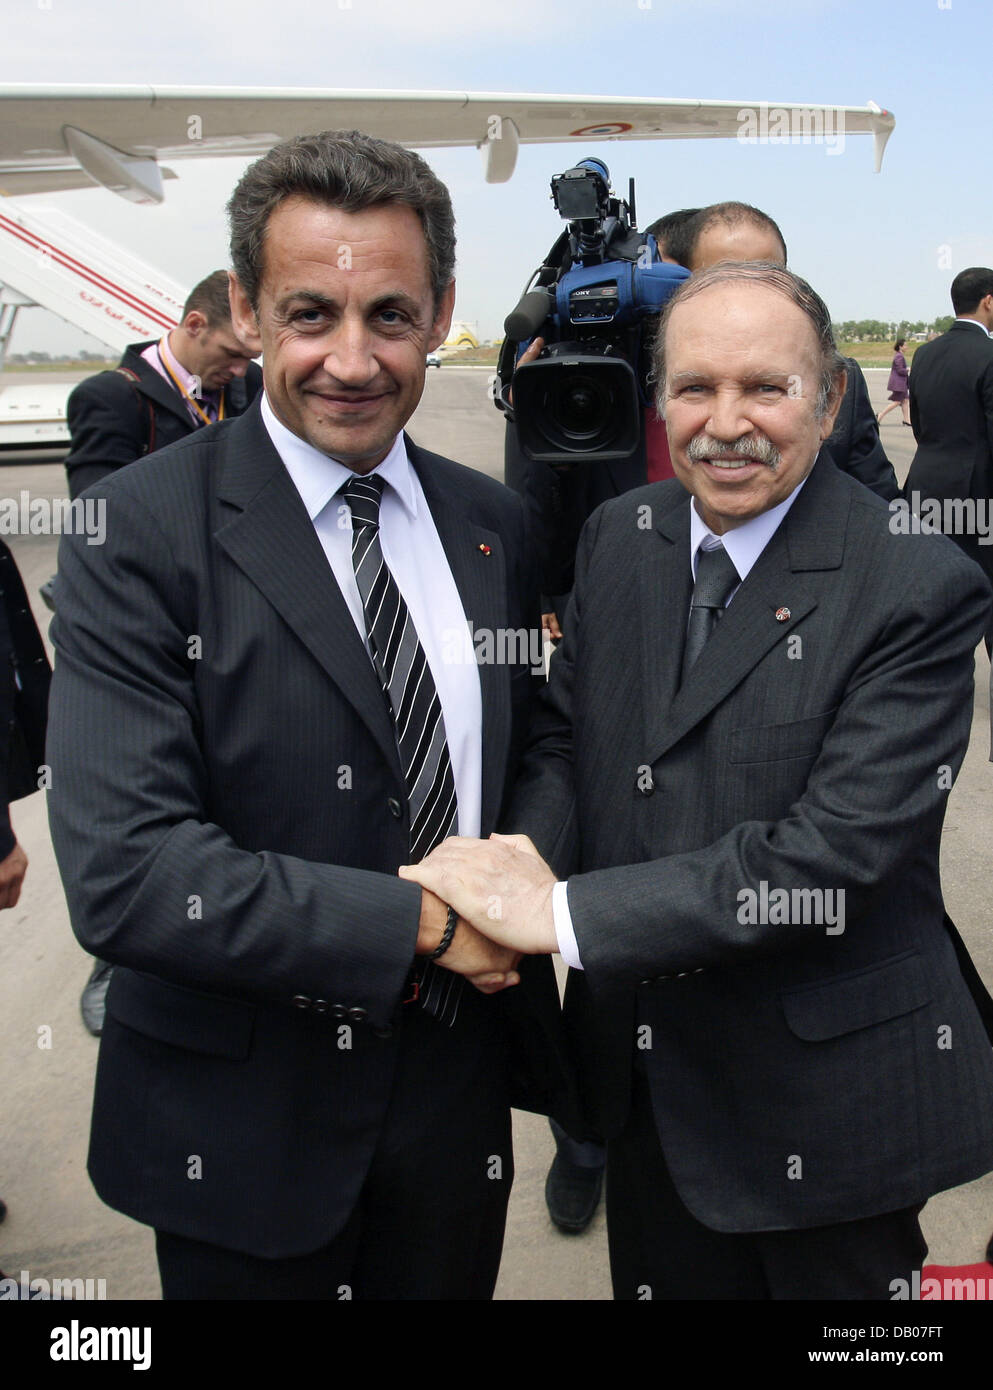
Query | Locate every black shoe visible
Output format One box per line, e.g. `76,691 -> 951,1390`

544,1153 -> 604,1233
80,959 -> 114,1036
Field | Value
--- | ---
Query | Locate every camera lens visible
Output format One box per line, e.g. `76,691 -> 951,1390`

551,374 -> 610,441
514,354 -> 640,462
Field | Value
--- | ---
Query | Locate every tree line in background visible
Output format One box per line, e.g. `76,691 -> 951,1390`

832,318 -> 955,343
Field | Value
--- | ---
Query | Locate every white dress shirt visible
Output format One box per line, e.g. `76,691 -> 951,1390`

553,472 -> 810,968
261,394 -> 483,838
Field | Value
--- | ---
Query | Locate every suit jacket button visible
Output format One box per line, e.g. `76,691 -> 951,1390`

291,994 -> 311,1009
347,1007 -> 368,1023
331,1004 -> 348,1019
387,797 -> 403,819
312,998 -> 329,1014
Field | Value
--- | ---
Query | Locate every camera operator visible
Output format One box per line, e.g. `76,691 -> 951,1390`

644,207 -> 701,267
499,163 -> 692,1229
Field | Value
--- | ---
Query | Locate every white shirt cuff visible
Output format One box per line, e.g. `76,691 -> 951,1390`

552,879 -> 583,970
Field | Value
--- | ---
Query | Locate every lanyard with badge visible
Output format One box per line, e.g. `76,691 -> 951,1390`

156,340 -> 225,425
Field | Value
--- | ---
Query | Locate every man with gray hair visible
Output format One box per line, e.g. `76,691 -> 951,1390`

47,129 -> 564,1299
405,260 -> 993,1298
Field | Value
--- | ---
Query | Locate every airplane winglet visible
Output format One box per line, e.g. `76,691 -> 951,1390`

479,117 -> 520,183
866,101 -> 896,173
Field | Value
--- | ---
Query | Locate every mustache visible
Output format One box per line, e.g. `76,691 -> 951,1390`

686,434 -> 781,467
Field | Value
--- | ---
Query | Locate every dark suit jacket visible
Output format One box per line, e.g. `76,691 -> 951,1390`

64,341 -> 263,499
906,319 -> 993,582
509,453 -> 993,1233
0,541 -> 51,858
508,358 -> 900,606
46,401 -> 567,1258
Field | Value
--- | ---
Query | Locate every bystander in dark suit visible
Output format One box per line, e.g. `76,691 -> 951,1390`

407,262 -> 993,1299
0,540 -> 49,895
47,131 -> 566,1300
905,267 -> 993,650
0,538 -> 50,1281
64,270 -> 261,500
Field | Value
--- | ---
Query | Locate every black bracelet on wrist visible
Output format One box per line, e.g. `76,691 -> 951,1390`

428,905 -> 458,959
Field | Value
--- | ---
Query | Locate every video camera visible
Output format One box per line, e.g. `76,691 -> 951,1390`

497,156 -> 689,466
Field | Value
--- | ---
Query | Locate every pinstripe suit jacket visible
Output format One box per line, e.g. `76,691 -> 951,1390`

46,399 -> 567,1258
509,452 -> 993,1233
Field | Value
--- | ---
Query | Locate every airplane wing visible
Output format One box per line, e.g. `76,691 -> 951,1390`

0,85 -> 895,201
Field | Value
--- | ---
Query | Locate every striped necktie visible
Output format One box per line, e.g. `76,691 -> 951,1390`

343,473 -> 462,1024
680,543 -> 739,683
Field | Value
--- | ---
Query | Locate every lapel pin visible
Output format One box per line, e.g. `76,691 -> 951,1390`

478,543 -> 491,556
775,607 -> 791,622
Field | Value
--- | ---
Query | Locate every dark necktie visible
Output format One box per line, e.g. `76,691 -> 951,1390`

680,543 -> 740,682
343,474 -> 461,1025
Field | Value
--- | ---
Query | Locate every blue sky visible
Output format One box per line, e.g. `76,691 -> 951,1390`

2,0 -> 990,352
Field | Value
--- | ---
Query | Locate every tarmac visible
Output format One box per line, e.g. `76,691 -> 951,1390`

0,366 -> 989,1305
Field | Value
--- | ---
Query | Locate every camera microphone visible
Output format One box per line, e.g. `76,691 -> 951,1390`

505,290 -> 553,343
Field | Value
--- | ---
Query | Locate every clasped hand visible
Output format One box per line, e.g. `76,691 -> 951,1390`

403,834 -> 558,995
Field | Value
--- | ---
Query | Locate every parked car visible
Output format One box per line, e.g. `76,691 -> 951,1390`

426,351 -> 442,368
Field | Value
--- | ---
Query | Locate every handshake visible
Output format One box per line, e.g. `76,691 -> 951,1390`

401,834 -> 560,994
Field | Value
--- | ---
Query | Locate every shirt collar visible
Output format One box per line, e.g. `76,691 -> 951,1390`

689,467 -> 810,584
160,332 -> 218,400
260,393 -> 416,522
955,317 -> 992,337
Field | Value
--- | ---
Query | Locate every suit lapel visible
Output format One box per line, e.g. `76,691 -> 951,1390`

409,438 -> 510,836
643,454 -> 849,764
213,405 -> 403,781
638,495 -> 693,760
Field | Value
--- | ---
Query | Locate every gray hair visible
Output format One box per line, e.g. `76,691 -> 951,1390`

227,129 -> 456,310
654,260 -> 846,419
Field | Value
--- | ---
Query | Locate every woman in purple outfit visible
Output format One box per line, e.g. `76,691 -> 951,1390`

877,338 -> 911,425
